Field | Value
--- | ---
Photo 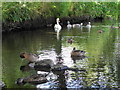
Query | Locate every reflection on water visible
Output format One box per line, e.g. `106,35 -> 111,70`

2,21 -> 120,88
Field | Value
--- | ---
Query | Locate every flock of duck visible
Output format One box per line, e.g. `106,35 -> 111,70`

16,19 -> 87,85
19,47 -> 86,63
67,21 -> 91,29
16,17 -> 120,86
54,18 -> 120,34
16,47 -> 86,86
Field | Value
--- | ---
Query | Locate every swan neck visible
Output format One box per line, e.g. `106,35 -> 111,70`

57,20 -> 59,25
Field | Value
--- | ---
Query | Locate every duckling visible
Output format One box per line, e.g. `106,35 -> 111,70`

54,18 -> 62,33
67,38 -> 73,44
71,47 -> 85,57
86,22 -> 91,28
20,52 -> 39,62
67,21 -> 72,29
72,24 -> 80,28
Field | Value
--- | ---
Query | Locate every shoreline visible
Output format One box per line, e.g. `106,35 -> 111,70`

2,16 -> 104,32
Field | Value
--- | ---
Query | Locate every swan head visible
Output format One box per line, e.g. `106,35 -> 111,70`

56,18 -> 60,24
88,22 -> 91,25
81,23 -> 83,26
67,21 -> 70,24
56,18 -> 60,21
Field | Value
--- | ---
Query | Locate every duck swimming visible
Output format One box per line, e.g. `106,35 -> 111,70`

34,59 -> 54,71
111,24 -> 120,29
56,56 -> 64,64
71,47 -> 85,57
67,38 -> 73,44
54,18 -> 62,33
16,74 -> 48,85
20,52 -> 40,62
97,30 -> 104,33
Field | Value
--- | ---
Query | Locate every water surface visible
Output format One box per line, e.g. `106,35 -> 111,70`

2,20 -> 120,88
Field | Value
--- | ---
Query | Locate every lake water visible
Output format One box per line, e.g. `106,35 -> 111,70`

2,20 -> 120,89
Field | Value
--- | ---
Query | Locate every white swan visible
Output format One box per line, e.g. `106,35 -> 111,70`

54,18 -> 62,33
80,23 -> 83,27
72,24 -> 80,28
80,23 -> 83,30
86,22 -> 91,28
67,21 -> 72,29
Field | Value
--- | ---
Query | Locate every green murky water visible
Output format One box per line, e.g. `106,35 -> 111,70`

2,20 -> 120,89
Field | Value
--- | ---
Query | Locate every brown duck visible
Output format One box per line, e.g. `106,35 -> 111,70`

71,47 -> 85,57
20,52 -> 39,62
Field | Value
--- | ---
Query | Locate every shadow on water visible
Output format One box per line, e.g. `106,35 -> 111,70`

2,20 -> 120,88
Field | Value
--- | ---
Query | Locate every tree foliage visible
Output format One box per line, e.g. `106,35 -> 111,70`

2,2 -> 119,23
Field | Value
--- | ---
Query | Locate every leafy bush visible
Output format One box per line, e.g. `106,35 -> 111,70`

2,2 -> 119,23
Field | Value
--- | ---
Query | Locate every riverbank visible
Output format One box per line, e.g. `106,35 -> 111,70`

2,2 -> 118,32
2,16 -> 104,32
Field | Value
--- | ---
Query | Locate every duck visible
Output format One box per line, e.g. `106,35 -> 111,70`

20,52 -> 40,62
67,38 -> 73,44
54,18 -> 62,33
97,30 -> 104,33
67,21 -> 72,29
71,47 -> 85,57
111,24 -> 120,29
20,59 -> 54,72
15,74 -> 48,85
20,64 -> 34,72
86,22 -> 91,28
34,59 -> 55,71
56,56 -> 64,64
